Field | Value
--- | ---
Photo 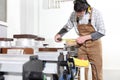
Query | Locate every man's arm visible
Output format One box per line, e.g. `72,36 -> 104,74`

91,32 -> 104,40
57,27 -> 68,36
91,9 -> 105,40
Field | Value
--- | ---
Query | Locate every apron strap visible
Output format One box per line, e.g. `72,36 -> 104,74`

88,7 -> 92,24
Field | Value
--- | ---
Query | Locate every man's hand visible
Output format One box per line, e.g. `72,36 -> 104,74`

54,34 -> 62,42
76,35 -> 91,44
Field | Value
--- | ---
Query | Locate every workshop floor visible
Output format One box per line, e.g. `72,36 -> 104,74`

74,69 -> 120,80
103,69 -> 120,80
3,69 -> 120,80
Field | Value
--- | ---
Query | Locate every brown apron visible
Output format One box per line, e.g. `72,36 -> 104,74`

77,11 -> 103,80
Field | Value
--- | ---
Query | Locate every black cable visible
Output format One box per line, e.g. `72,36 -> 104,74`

90,62 -> 98,80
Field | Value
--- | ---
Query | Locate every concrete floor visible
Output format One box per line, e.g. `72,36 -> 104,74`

74,69 -> 120,80
3,69 -> 120,80
103,70 -> 120,80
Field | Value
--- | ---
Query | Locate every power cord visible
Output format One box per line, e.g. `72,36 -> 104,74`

90,62 -> 98,80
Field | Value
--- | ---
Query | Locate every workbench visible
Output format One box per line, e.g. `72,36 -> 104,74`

0,51 -> 86,80
0,51 -> 66,80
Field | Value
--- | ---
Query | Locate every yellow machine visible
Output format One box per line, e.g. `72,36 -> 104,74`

73,57 -> 89,67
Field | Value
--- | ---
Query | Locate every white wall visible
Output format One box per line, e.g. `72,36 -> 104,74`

7,0 -> 120,70
7,0 -> 21,38
39,1 -> 74,39
20,0 -> 39,35
7,0 -> 40,37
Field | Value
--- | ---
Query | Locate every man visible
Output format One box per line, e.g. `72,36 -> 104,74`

54,0 -> 105,80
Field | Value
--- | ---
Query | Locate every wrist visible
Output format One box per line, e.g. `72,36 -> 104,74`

85,35 -> 91,40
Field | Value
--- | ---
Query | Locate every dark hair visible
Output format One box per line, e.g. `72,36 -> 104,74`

74,0 -> 90,12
